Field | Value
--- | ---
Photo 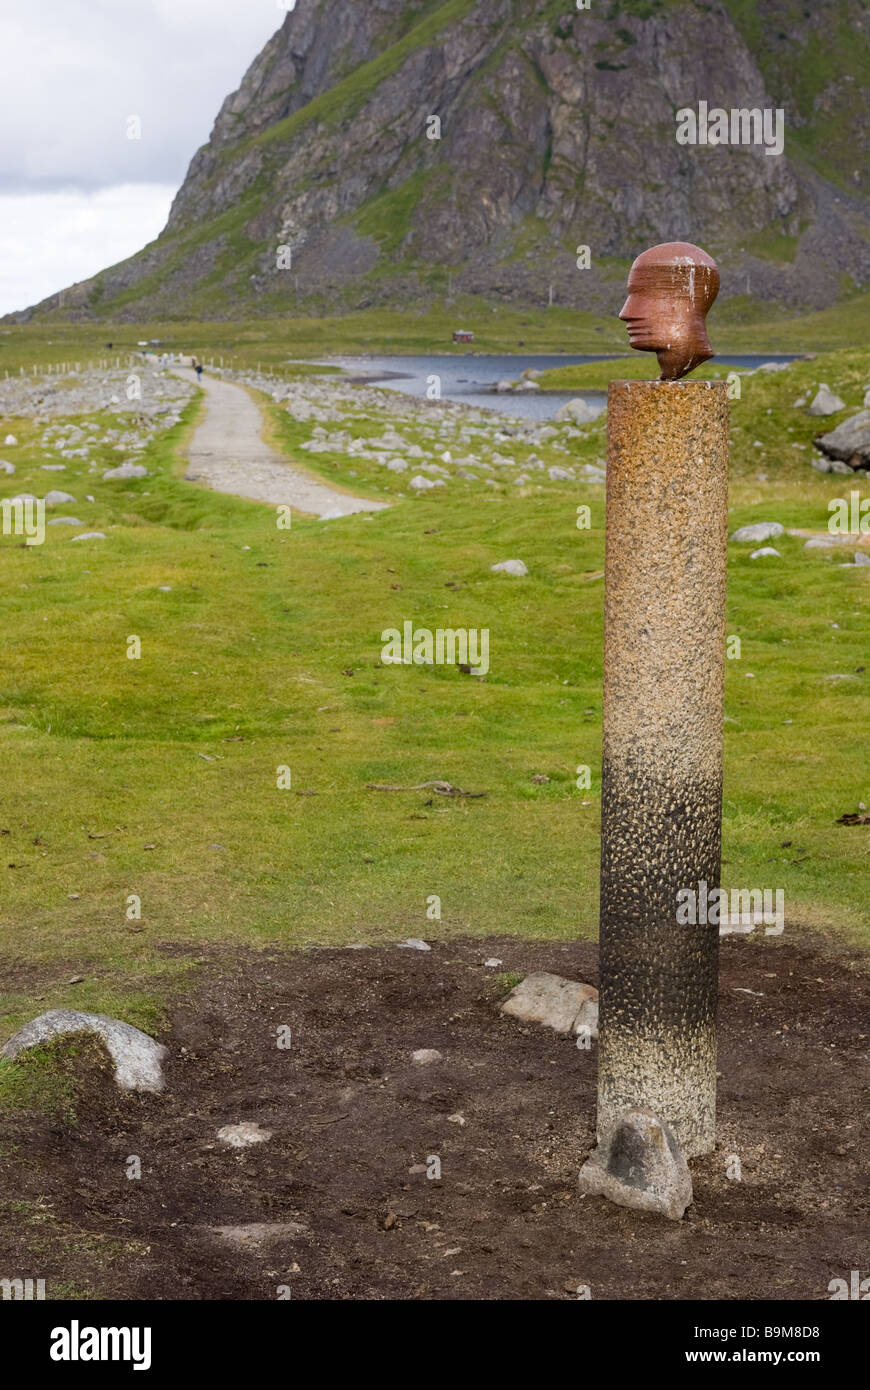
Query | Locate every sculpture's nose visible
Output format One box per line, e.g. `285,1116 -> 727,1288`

618,296 -> 635,321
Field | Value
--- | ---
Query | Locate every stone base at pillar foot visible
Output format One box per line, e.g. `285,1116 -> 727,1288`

578,1108 -> 693,1221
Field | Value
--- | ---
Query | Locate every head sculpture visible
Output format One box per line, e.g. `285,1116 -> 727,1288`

619,242 -> 720,381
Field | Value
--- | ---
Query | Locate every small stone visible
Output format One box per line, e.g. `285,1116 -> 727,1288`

1,1009 -> 167,1092
4,434 -> 18,445
71,532 -> 106,541
0,460 -> 15,474
411,1048 -> 442,1065
577,1109 -> 693,1221
854,552 -> 870,566
750,546 -> 780,558
48,517 -> 84,525
491,559 -> 528,576
216,1122 -> 272,1148
43,490 -> 76,505
501,972 -> 598,1035
484,958 -> 502,968
398,938 -> 431,951
409,474 -> 436,490
730,522 -> 784,543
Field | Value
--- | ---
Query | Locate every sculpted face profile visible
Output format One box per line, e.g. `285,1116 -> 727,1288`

619,242 -> 720,381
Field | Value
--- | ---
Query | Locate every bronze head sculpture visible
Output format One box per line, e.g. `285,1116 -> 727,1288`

619,242 -> 720,381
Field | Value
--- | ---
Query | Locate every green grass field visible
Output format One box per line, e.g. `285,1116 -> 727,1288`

0,336 -> 868,1050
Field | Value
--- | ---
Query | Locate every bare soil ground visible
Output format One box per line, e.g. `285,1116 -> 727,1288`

0,931 -> 866,1301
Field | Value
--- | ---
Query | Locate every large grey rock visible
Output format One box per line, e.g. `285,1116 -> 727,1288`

813,410 -> 870,471
491,558 -> 528,576
578,1109 -> 693,1220
501,971 -> 598,1037
808,384 -> 846,416
1,1010 -> 167,1092
730,521 -> 783,543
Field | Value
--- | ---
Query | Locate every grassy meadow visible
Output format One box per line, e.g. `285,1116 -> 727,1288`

0,328 -> 868,1053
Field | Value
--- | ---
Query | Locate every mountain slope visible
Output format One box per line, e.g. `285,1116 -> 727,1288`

17,0 -> 870,322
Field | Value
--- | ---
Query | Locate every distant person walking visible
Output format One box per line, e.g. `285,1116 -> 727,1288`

191,355 -> 204,384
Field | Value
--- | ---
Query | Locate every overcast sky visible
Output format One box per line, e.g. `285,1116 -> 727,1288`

0,0 -> 291,315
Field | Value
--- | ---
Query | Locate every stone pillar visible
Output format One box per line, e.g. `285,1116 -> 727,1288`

596,379 -> 730,1159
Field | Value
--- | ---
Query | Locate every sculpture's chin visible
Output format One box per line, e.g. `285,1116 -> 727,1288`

656,340 -> 714,382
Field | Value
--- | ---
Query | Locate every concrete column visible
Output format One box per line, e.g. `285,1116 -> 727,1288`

597,378 -> 730,1159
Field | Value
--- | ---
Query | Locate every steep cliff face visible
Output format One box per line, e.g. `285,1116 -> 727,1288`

21,0 -> 870,321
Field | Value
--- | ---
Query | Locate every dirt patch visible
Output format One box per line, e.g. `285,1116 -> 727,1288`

0,932 -> 867,1300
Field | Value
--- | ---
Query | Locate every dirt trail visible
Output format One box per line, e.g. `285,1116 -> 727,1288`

173,369 -> 388,519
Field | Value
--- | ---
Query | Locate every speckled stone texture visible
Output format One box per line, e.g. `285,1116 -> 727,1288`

597,380 -> 730,1159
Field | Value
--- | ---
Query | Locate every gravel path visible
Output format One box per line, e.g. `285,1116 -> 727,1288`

173,370 -> 388,518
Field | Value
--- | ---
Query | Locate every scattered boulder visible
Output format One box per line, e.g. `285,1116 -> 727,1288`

398,938 -> 431,951
804,535 -> 854,550
48,517 -> 84,526
807,384 -> 846,417
750,546 -> 780,559
501,972 -> 598,1037
71,531 -> 106,541
854,552 -> 870,567
579,462 -> 606,482
730,521 -> 784,543
103,460 -> 147,480
409,474 -> 436,491
0,459 -> 14,474
813,410 -> 870,472
555,398 -> 598,424
548,465 -> 575,481
43,490 -> 76,505
491,558 -> 528,576
577,1109 -> 693,1220
1,1010 -> 167,1092
216,1122 -> 272,1148
4,434 -> 18,445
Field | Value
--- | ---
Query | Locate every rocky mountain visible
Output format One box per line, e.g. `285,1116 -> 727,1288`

17,0 -> 870,321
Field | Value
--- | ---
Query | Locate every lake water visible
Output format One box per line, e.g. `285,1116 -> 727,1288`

330,352 -> 799,422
